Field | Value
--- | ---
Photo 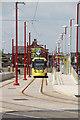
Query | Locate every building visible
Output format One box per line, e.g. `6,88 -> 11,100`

13,39 -> 49,66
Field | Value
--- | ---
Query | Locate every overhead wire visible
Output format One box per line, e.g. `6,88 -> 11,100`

31,1 -> 41,37
33,1 -> 39,22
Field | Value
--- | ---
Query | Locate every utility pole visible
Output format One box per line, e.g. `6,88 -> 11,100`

52,52 -> 53,68
47,50 -> 48,72
13,2 -> 25,85
76,3 -> 79,74
58,42 -> 60,71
27,42 -> 28,75
12,38 -> 14,72
23,22 -> 27,80
65,27 -> 67,55
69,19 -> 74,74
14,2 -> 19,85
63,25 -> 68,55
44,45 -> 46,59
61,34 -> 63,54
55,47 -> 57,68
28,32 -> 31,77
54,51 -> 55,67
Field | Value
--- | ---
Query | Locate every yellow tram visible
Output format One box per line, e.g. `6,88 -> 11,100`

32,57 -> 47,78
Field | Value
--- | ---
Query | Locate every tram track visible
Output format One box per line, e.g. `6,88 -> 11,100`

1,78 -> 55,112
21,78 -> 79,105
41,78 -> 79,103
0,78 -> 56,112
1,76 -> 78,105
0,77 -> 79,117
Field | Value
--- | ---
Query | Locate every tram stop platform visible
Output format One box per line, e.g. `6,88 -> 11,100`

45,73 -> 79,98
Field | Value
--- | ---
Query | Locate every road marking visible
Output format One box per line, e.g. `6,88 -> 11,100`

6,112 -> 41,119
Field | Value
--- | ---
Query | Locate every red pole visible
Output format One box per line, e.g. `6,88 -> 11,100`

47,50 -> 48,72
27,42 -> 28,75
70,19 -> 72,27
76,3 -> 79,74
23,22 -> 27,80
44,45 -> 46,59
52,52 -> 53,68
12,38 -> 14,72
61,34 -> 63,54
55,48 -> 57,68
65,27 -> 67,55
54,50 -> 56,68
54,51 -> 55,67
28,32 -> 31,77
58,43 -> 60,71
14,2 -> 19,85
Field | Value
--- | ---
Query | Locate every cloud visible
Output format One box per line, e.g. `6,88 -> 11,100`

2,2 -> 77,53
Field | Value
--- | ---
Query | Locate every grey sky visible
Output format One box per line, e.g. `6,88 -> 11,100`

1,2 -> 78,53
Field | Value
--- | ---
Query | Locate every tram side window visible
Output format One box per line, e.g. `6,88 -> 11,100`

32,62 -> 34,68
45,61 -> 47,67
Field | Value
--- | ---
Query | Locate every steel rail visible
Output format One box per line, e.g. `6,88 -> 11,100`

41,78 -> 79,105
22,78 -> 79,105
0,77 -> 79,116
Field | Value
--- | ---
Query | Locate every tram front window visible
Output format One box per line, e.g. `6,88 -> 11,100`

34,63 -> 45,70
34,59 -> 45,70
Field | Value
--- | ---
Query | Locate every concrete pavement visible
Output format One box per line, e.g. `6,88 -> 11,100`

0,74 -> 79,119
46,72 -> 78,98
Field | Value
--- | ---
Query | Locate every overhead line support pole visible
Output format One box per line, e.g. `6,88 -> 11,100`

14,2 -> 19,85
76,3 -> 79,74
44,45 -> 46,59
27,42 -> 28,75
28,32 -> 31,77
23,22 -> 27,80
58,42 -> 60,71
12,38 -> 14,72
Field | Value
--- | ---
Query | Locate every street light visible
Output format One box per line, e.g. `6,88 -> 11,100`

69,18 -> 75,74
14,2 -> 25,86
59,33 -> 65,54
57,40 -> 60,72
74,24 -> 80,73
74,24 -> 80,27
62,25 -> 68,55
